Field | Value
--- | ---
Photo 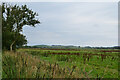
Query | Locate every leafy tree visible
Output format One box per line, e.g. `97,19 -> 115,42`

2,3 -> 40,51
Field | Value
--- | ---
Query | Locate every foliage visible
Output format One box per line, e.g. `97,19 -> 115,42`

2,48 -> 119,78
2,3 -> 40,51
2,51 -> 74,78
18,48 -> 119,78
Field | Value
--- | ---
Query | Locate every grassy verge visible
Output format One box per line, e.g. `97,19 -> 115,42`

2,49 -> 119,78
2,51 -> 81,78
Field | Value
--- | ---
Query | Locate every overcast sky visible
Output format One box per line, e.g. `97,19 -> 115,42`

1,0 -> 120,2
11,2 -> 118,47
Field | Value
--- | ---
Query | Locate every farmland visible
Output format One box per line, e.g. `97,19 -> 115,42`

2,2 -> 119,79
2,48 -> 119,78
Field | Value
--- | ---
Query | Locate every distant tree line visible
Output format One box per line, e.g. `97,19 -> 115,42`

21,45 -> 120,49
2,3 -> 40,51
84,46 -> 120,49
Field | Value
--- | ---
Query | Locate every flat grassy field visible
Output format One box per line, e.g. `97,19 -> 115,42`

2,48 -> 119,78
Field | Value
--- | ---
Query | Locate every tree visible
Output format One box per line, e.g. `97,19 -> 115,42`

2,3 -> 40,51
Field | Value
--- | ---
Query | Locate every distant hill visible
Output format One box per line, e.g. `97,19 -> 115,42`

21,45 -> 120,49
31,45 -> 79,49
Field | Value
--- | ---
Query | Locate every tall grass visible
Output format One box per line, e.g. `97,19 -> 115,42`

2,51 -> 80,78
2,49 -> 119,78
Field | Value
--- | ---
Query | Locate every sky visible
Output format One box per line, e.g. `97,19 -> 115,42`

0,0 -> 120,2
9,2 -> 118,47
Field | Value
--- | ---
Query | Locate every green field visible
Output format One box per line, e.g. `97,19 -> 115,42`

2,48 -> 119,78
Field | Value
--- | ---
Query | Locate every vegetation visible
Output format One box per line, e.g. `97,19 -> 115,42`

2,48 -> 119,78
1,3 -> 119,79
2,51 -> 78,78
22,45 -> 120,49
2,3 -> 40,51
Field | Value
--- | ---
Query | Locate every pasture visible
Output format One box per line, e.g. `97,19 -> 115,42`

2,48 -> 119,78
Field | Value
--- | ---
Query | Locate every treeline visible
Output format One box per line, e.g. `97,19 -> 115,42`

22,45 -> 79,49
21,45 -> 120,49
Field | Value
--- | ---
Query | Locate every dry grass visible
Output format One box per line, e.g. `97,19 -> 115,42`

2,51 -> 118,79
2,51 -> 79,78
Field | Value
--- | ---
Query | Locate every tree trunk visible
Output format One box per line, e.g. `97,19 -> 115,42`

10,40 -> 16,51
